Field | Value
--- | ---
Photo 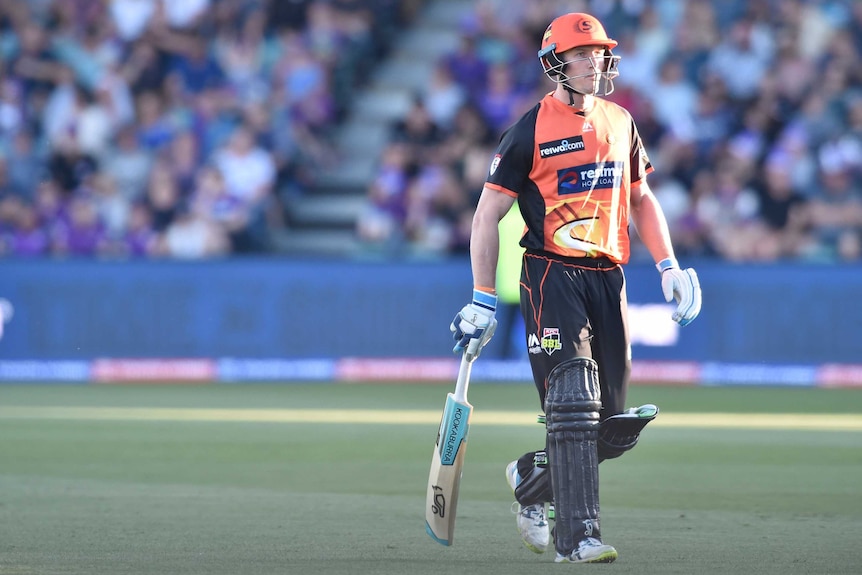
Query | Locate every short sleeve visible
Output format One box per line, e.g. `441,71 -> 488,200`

485,105 -> 539,196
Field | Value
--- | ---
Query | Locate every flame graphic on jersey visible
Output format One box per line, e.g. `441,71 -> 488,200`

553,218 -> 600,254
547,198 -> 615,258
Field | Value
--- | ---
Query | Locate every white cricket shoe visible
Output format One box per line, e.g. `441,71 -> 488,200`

554,537 -> 618,564
505,460 -> 550,553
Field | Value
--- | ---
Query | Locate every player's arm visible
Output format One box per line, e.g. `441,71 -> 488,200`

630,179 -> 702,326
470,186 -> 517,293
449,187 -> 515,357
451,109 -> 534,356
629,179 -> 674,264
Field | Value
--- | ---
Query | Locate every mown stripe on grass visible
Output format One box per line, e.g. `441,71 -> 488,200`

0,406 -> 860,431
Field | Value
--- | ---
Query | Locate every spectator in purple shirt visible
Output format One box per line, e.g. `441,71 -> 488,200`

474,62 -> 528,133
119,201 -> 158,258
33,179 -> 68,227
443,34 -> 489,102
7,201 -> 50,257
53,193 -> 109,256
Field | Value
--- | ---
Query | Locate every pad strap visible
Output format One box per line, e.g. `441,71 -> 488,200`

513,451 -> 553,506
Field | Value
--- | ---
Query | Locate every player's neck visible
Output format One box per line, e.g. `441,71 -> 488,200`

553,86 -> 594,112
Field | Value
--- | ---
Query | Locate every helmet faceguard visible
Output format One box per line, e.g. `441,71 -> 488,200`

538,13 -> 621,97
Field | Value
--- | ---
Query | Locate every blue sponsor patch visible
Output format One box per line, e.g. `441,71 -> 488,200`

558,161 -> 624,195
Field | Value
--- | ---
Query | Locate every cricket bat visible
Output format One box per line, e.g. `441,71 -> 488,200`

425,351 -> 476,546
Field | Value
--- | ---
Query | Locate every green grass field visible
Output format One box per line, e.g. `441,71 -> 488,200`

1,382 -> 860,575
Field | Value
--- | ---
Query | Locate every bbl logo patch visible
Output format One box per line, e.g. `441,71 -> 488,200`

541,327 -> 562,356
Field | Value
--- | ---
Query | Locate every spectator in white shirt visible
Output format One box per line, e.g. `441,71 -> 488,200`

212,125 -> 275,208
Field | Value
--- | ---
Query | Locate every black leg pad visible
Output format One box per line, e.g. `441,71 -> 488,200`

545,357 -> 602,555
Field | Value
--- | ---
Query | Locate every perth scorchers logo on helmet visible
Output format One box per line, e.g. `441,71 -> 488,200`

576,17 -> 594,32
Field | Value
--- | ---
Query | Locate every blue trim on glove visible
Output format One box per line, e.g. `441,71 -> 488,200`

472,289 -> 497,312
656,258 -> 679,273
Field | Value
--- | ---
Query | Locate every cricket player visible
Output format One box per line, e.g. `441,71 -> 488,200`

450,12 -> 702,563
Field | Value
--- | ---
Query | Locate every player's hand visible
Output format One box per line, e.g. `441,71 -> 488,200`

450,289 -> 498,358
657,258 -> 701,327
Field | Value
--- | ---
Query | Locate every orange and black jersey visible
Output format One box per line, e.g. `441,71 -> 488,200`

485,92 -> 653,264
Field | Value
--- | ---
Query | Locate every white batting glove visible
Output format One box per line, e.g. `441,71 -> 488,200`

657,258 -> 702,327
450,289 -> 498,358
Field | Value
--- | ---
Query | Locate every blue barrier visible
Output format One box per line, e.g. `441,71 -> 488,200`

0,258 -> 860,365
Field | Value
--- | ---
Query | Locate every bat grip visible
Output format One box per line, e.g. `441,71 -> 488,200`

453,352 -> 475,403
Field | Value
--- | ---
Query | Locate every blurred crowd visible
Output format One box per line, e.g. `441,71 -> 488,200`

2,0 -> 861,263
357,0 -> 862,263
0,0 -> 414,258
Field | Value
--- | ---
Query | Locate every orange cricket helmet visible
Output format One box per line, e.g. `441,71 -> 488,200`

538,13 -> 621,97
540,12 -> 618,54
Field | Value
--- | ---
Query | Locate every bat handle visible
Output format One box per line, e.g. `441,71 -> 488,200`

453,352 -> 475,404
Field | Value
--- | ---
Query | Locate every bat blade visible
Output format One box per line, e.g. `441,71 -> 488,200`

424,391 -> 473,546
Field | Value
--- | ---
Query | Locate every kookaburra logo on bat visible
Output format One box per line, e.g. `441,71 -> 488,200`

431,485 -> 446,517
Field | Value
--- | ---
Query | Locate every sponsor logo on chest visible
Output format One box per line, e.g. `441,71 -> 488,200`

558,161 -> 624,195
539,135 -> 585,158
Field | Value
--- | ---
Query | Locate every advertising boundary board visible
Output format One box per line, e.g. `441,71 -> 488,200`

0,259 -> 860,380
